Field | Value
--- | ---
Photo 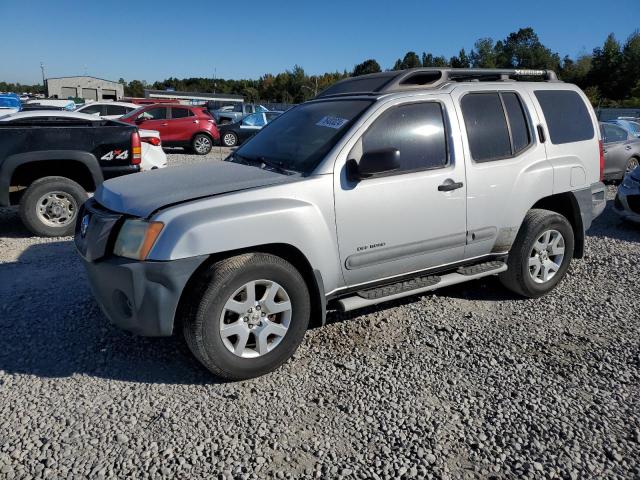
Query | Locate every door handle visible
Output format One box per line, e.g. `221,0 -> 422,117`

161,123 -> 168,126
438,179 -> 464,192
625,145 -> 632,150
193,120 -> 199,124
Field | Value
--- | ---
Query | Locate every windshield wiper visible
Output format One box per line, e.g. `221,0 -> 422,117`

229,152 -> 297,175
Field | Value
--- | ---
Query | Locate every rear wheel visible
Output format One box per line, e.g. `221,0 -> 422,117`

625,157 -> 639,174
182,253 -> 310,380
191,134 -> 213,155
500,209 -> 574,298
19,176 -> 87,237
222,132 -> 238,147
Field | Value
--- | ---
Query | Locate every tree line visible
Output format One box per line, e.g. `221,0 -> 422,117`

3,28 -> 639,107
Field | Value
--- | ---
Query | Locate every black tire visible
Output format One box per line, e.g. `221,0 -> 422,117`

625,156 -> 639,175
499,209 -> 574,298
182,253 -> 310,380
19,176 -> 87,237
191,133 -> 213,155
221,131 -> 238,147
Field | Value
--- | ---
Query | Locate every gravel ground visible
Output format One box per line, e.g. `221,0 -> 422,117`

0,155 -> 639,479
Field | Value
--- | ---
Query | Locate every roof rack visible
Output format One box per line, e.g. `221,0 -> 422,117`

317,68 -> 560,98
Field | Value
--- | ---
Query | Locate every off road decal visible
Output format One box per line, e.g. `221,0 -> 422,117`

100,149 -> 129,161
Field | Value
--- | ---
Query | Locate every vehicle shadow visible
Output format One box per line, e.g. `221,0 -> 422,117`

0,238 -> 222,385
0,206 -> 34,239
586,199 -> 640,242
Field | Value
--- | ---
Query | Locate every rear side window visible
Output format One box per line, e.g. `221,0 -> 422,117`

105,105 -> 127,116
363,102 -> 448,172
171,108 -> 193,119
534,90 -> 594,144
461,93 -> 512,162
602,124 -> 628,143
502,93 -> 531,154
80,104 -> 102,115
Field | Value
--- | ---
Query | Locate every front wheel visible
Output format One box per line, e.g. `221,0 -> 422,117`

500,209 -> 574,298
19,176 -> 87,237
182,253 -> 310,380
191,134 -> 213,155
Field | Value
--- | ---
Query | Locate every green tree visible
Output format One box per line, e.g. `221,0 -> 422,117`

470,38 -> 497,68
589,33 -> 623,101
450,48 -> 471,68
352,59 -> 381,76
496,27 -> 560,70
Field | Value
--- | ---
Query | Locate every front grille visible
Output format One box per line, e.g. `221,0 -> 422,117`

626,195 -> 640,214
74,198 -> 123,261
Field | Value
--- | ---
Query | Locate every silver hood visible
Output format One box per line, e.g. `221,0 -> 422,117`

95,160 -> 300,218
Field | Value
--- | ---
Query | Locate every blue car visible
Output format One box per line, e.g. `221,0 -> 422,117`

0,93 -> 21,115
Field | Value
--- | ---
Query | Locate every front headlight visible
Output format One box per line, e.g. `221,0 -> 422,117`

113,219 -> 164,260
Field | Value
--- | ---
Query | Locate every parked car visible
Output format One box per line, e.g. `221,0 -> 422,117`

0,93 -> 21,115
600,122 -> 640,180
209,103 -> 268,125
613,166 -> 640,223
0,111 -> 143,236
119,104 -> 219,155
607,119 -> 640,138
24,99 -> 76,111
75,101 -> 139,119
75,68 -> 606,380
219,111 -> 282,147
139,129 -> 167,171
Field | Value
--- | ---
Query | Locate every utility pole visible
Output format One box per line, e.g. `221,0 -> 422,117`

40,62 -> 46,95
213,67 -> 216,94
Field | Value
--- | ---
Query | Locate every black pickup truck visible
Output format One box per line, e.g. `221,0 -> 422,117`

0,112 -> 142,236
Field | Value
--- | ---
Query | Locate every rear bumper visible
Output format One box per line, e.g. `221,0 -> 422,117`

80,254 -> 207,336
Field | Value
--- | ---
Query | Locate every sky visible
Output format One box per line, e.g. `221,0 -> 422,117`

1,0 -> 639,85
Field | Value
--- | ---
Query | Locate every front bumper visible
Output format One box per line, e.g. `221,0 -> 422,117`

80,254 -> 207,336
613,174 -> 640,223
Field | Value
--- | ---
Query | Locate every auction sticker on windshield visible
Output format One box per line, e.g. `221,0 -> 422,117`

316,116 -> 349,129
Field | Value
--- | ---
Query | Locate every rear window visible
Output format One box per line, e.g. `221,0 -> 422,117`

534,90 -> 594,144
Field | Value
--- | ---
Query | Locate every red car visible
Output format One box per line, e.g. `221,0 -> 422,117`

120,104 -> 219,155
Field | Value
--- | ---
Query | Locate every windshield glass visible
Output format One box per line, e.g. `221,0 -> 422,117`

230,99 -> 372,174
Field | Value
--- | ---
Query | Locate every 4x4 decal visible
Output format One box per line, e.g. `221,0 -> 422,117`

100,149 -> 129,161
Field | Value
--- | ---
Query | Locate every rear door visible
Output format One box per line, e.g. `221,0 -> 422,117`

334,95 -> 467,286
450,84 -> 550,259
168,107 -> 196,143
601,123 -> 631,178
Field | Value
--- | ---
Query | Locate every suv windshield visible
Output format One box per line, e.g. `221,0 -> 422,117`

229,99 -> 373,174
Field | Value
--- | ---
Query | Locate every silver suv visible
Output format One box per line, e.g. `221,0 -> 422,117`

75,68 -> 606,379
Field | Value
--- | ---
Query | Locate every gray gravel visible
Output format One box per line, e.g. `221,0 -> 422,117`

0,157 -> 639,479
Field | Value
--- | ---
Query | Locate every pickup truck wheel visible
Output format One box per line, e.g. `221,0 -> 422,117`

500,209 -> 574,298
183,253 -> 310,380
19,176 -> 87,237
222,132 -> 238,147
192,134 -> 212,155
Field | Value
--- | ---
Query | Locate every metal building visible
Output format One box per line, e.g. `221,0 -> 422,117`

46,76 -> 124,101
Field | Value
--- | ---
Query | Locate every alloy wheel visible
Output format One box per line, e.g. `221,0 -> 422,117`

528,229 -> 565,284
219,280 -> 292,358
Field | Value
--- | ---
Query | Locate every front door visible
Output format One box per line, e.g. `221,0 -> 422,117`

135,106 -> 170,140
239,113 -> 266,142
334,97 -> 467,286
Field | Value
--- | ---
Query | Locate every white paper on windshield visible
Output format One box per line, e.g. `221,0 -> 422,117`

316,116 -> 349,129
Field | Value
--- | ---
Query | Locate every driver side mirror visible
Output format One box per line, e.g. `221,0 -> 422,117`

135,117 -> 146,124
347,148 -> 400,181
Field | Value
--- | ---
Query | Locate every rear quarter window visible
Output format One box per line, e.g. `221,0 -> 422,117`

534,90 -> 594,144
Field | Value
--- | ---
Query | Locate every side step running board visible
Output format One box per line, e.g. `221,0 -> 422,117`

337,261 -> 507,312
